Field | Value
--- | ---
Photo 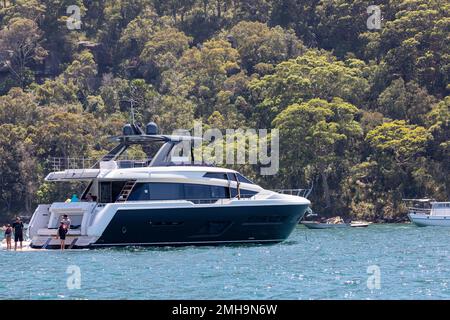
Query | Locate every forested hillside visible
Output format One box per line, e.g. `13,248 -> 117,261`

0,0 -> 448,221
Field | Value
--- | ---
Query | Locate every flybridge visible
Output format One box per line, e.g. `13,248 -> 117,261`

110,122 -> 203,144
46,122 -> 210,181
103,122 -> 207,167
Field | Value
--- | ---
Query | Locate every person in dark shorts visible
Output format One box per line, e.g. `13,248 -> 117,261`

12,217 -> 24,251
4,224 -> 12,250
58,222 -> 68,251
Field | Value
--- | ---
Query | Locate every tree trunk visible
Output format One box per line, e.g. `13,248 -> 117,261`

216,0 -> 221,18
203,0 -> 208,17
25,191 -> 31,214
321,170 -> 331,209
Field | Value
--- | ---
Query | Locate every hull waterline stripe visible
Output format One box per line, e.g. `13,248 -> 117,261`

90,238 -> 284,246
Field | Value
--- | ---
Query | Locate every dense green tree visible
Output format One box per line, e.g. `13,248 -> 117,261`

250,50 -> 370,127
0,87 -> 41,125
315,0 -> 376,57
0,0 -> 46,23
0,0 -> 448,220
139,27 -> 192,83
362,0 -> 450,95
118,8 -> 174,59
176,39 -> 240,117
273,98 -> 362,210
0,17 -> 47,88
223,21 -> 305,72
344,120 -> 434,220
377,78 -> 436,125
426,96 -> 450,159
366,120 -> 431,164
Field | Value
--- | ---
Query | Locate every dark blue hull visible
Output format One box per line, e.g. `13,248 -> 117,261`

92,204 -> 308,247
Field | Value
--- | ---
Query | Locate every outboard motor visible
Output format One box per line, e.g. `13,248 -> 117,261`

146,122 -> 159,135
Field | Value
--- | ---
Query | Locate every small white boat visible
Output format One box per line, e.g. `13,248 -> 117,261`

301,221 -> 349,229
406,199 -> 450,227
350,221 -> 370,228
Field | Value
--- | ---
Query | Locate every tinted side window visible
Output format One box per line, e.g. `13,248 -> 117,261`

184,184 -> 212,200
230,188 -> 257,198
237,173 -> 254,184
149,183 -> 184,200
130,183 -> 229,201
128,183 -> 150,201
211,185 -> 227,198
204,172 -> 228,180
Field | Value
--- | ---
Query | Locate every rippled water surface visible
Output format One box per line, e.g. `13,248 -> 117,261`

1,224 -> 449,299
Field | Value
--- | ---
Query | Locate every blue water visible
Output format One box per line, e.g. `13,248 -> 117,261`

1,224 -> 449,300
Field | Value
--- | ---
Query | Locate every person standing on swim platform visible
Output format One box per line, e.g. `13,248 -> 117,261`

61,214 -> 71,230
12,217 -> 24,251
58,222 -> 68,250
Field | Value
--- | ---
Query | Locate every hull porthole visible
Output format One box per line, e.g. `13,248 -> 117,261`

122,226 -> 127,234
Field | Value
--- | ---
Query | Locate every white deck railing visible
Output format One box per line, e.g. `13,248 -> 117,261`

407,207 -> 432,215
50,157 -> 150,171
273,189 -> 312,198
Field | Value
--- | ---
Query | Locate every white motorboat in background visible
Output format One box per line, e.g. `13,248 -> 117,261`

405,199 -> 450,227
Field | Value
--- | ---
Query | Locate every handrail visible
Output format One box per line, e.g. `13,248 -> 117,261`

274,189 -> 312,198
408,207 -> 431,214
49,157 -> 150,171
93,197 -> 255,206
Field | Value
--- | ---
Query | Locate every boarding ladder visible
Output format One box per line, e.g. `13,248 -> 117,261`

116,180 -> 137,202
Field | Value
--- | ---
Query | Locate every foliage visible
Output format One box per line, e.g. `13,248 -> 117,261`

0,0 -> 448,221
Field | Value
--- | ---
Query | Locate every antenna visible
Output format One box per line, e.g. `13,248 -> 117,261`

130,99 -> 135,125
120,96 -> 137,126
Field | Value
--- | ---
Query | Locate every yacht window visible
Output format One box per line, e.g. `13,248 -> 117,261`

99,181 -> 127,203
112,181 -> 127,201
211,185 -> 227,198
99,182 -> 112,203
230,188 -> 257,198
227,173 -> 237,182
236,174 -> 254,184
184,184 -> 213,200
128,183 -> 229,201
204,172 -> 228,180
128,183 -> 150,201
149,183 -> 184,200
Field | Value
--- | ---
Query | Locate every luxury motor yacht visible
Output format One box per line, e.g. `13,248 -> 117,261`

28,123 -> 311,249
